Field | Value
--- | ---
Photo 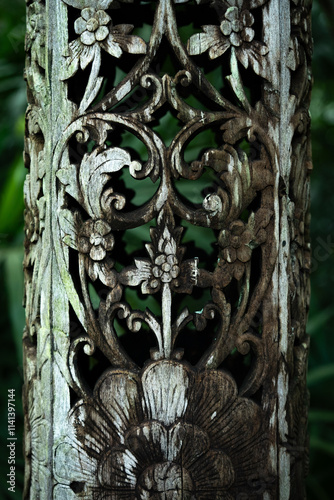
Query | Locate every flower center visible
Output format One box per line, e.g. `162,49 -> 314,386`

137,462 -> 194,499
86,17 -> 99,32
90,235 -> 102,246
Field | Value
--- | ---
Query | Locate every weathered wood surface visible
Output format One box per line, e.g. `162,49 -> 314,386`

23,0 -> 312,498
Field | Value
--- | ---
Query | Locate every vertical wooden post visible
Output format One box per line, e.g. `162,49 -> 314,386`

24,0 -> 312,498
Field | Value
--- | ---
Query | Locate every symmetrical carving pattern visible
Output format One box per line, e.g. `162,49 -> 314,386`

24,0 -> 312,498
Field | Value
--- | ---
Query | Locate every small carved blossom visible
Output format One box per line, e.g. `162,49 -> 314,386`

152,253 -> 180,284
120,215 -> 197,295
62,1 -> 146,78
221,7 -> 255,48
219,220 -> 263,264
78,219 -> 114,261
55,362 -> 267,499
125,231 -> 183,294
187,0 -> 268,77
75,8 -> 111,46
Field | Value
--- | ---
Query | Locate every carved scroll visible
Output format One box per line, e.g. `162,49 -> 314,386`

24,0 -> 312,498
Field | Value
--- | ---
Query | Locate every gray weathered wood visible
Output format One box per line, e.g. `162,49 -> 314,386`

24,0 -> 312,498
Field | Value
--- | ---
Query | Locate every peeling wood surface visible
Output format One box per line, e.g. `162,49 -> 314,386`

24,0 -> 312,498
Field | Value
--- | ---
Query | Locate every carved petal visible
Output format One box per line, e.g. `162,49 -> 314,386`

126,421 -> 168,463
119,260 -> 152,288
70,402 -> 114,458
81,7 -> 96,21
187,32 -> 217,56
90,244 -> 106,261
242,26 -> 255,42
81,30 -> 96,46
94,220 -> 112,236
225,6 -> 239,22
62,39 -> 83,79
142,361 -> 191,425
237,244 -> 252,262
186,370 -> 238,432
96,370 -> 142,443
74,16 -> 86,35
190,449 -> 235,490
98,448 -> 138,489
169,422 -> 210,464
100,36 -> 123,58
240,10 -> 254,27
113,33 -> 147,54
236,42 -> 269,78
202,25 -> 222,36
96,26 -> 109,42
79,44 -> 96,70
112,24 -> 134,35
95,9 -> 111,26
209,40 -> 230,60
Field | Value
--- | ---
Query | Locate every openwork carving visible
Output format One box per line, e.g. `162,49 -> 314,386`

24,0 -> 312,497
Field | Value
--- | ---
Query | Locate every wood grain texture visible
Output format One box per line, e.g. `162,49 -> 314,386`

24,0 -> 312,498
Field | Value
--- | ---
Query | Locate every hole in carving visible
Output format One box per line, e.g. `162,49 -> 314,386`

183,129 -> 217,164
152,108 -> 182,146
218,348 -> 254,389
174,290 -> 219,365
88,282 -> 100,310
70,481 -> 85,493
180,220 -> 217,271
122,221 -> 152,256
77,344 -> 111,390
115,315 -> 158,368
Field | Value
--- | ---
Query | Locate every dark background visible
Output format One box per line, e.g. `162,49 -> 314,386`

0,0 -> 333,498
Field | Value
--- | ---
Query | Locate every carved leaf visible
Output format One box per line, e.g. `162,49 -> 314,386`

79,147 -> 135,217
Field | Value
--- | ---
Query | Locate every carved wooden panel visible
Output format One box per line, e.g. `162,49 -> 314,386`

23,0 -> 312,498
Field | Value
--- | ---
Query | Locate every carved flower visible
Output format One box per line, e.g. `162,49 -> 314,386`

78,219 -> 115,261
129,235 -> 183,294
25,1 -> 46,69
187,0 -> 268,77
287,0 -> 312,70
54,361 -> 268,499
119,210 -> 197,295
62,1 -> 146,78
75,8 -> 112,46
220,6 -> 255,48
152,253 -> 180,284
219,219 -> 266,264
24,206 -> 40,245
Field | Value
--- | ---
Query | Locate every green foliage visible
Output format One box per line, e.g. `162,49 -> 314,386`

0,0 -> 333,497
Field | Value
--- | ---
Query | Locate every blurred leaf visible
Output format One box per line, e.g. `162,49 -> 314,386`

0,154 -> 25,238
307,307 -> 334,336
308,364 -> 334,385
310,436 -> 334,457
309,410 -> 334,423
307,476 -> 332,500
0,246 -> 24,364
